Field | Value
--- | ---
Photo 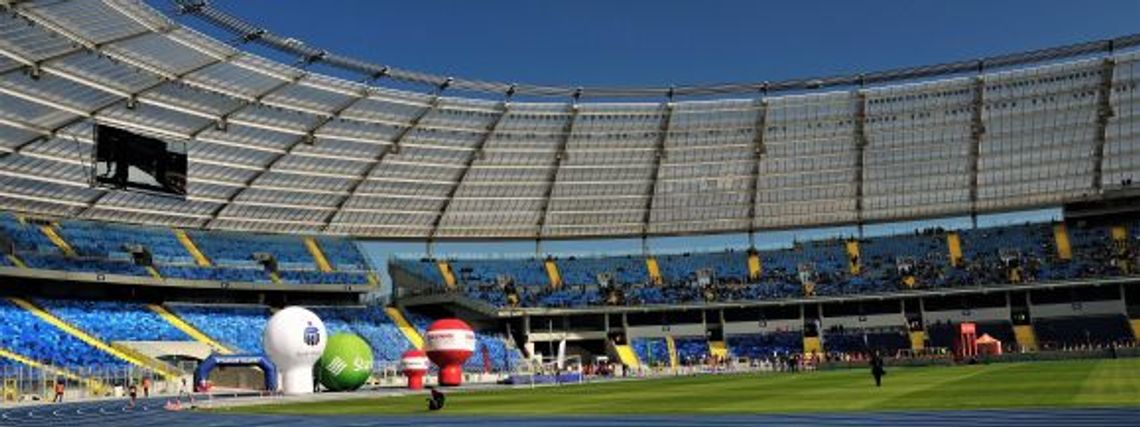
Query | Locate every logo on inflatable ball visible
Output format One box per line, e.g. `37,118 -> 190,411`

316,332 -> 374,392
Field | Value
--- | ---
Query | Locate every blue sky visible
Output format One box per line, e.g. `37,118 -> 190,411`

168,1 -> 1130,291
189,0 -> 1139,91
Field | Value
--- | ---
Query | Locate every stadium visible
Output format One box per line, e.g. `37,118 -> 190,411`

0,0 -> 1138,425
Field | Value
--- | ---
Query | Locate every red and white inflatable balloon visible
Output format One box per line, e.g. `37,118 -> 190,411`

400,349 -> 429,390
425,318 -> 475,386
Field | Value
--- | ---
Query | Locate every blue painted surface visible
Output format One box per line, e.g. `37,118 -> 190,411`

1,397 -> 1138,427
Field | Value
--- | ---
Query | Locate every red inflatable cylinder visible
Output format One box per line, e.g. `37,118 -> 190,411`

425,319 -> 475,386
401,349 -> 429,390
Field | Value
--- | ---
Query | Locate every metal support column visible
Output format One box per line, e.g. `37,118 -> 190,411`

1092,58 -> 1116,192
427,99 -> 512,239
641,98 -> 676,238
853,89 -> 868,237
322,80 -> 450,232
747,92 -> 768,248
969,75 -> 986,228
535,90 -> 581,239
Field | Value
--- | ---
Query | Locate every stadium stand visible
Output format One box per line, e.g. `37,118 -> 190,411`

307,306 -> 415,364
726,332 -> 803,359
822,327 -> 911,355
1034,315 -> 1134,350
167,304 -> 270,354
0,0 -> 1138,403
673,337 -> 711,365
0,299 -> 127,369
0,214 -> 374,286
631,337 -> 671,367
397,221 -> 1136,309
35,299 -> 190,342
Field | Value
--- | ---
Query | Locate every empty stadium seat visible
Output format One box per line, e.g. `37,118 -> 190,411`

168,304 -> 269,353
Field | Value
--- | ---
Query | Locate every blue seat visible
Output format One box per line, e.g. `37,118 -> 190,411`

0,299 -> 127,369
37,299 -> 189,342
168,304 -> 269,353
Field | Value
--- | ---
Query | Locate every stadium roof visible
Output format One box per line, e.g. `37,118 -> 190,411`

0,0 -> 1136,239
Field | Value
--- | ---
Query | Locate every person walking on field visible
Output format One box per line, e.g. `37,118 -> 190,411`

870,352 -> 886,387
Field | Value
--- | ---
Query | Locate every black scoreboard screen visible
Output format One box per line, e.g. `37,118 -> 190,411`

93,125 -> 187,197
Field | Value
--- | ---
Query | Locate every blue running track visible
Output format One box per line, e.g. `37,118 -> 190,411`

2,398 -> 1138,426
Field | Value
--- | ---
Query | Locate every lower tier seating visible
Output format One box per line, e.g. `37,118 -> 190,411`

0,299 -> 127,369
1034,315 -> 1133,350
823,327 -> 910,355
168,304 -> 269,353
36,299 -> 189,342
631,337 -> 670,367
726,332 -> 802,359
308,306 -> 413,363
674,337 -> 710,365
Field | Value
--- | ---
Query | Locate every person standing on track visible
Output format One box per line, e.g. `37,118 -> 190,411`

142,376 -> 151,398
52,379 -> 65,403
128,381 -> 138,408
870,352 -> 886,387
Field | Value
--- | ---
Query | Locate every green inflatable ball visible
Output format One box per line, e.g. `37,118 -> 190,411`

317,332 -> 374,391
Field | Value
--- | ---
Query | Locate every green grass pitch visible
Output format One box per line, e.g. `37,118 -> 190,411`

224,358 -> 1140,416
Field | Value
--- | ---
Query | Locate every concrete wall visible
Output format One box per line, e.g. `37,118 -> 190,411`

723,318 -> 801,335
627,323 -> 705,338
821,313 -> 905,329
1030,300 -> 1126,318
924,306 -> 1011,323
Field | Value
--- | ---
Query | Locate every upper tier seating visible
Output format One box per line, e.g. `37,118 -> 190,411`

0,213 -> 373,286
398,221 -> 1137,309
158,265 -> 271,284
188,231 -> 313,270
0,299 -> 126,369
1068,223 -> 1131,278
21,253 -> 150,276
0,214 -> 56,253
278,270 -> 370,285
168,304 -> 269,353
393,259 -> 447,285
859,232 -> 949,289
316,238 -> 370,271
451,259 -> 548,287
58,221 -> 191,264
37,299 -> 189,342
559,256 -> 648,285
659,252 -> 749,283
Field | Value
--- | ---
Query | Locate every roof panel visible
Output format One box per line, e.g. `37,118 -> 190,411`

0,0 -> 1129,238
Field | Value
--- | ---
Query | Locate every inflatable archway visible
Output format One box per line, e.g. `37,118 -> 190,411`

194,354 -> 278,391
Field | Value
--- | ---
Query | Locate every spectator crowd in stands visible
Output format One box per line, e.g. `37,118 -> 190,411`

397,221 -> 1140,309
